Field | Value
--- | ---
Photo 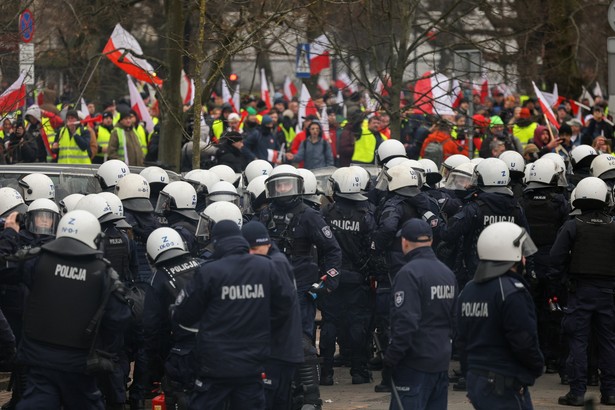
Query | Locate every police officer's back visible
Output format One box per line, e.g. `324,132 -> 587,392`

18,210 -> 131,409
172,220 -> 295,409
154,181 -> 200,256
568,145 -> 598,187
458,222 -> 543,409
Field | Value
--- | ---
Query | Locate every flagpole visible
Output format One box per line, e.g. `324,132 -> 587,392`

544,114 -> 556,142
74,55 -> 103,108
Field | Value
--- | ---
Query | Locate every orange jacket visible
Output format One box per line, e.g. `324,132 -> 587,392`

420,130 -> 468,159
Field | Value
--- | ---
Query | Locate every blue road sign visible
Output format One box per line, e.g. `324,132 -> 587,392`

19,9 -> 34,43
296,43 -> 311,78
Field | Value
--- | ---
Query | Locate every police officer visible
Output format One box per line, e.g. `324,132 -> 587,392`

17,173 -> 55,205
58,193 -> 85,216
457,221 -> 543,409
499,150 -> 526,199
569,145 -> 598,186
243,159 -> 273,187
244,176 -> 268,221
241,221 -> 302,410
182,169 -> 220,213
16,210 -> 131,409
140,166 -> 170,212
297,168 -> 321,210
258,164 -> 342,410
143,227 -> 203,409
155,181 -> 200,255
319,167 -> 375,385
551,177 -> 615,406
172,220 -> 295,409
196,201 -> 244,259
520,158 -> 570,377
383,219 -> 456,410
96,159 -> 130,192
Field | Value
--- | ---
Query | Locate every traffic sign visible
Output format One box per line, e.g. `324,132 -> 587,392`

296,44 -> 311,78
19,9 -> 34,43
19,43 -> 35,85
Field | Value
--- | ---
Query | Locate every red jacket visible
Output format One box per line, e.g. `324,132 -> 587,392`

420,130 -> 468,159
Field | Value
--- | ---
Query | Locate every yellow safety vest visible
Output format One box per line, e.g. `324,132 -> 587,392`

96,126 -> 112,159
113,112 -> 120,126
280,124 -> 296,146
512,122 -> 538,146
134,125 -> 148,156
212,120 -> 224,140
56,126 -> 91,164
351,128 -> 377,163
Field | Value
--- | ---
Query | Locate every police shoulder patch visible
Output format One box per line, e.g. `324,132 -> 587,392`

327,268 -> 339,277
394,291 -> 404,307
321,226 -> 333,239
513,280 -> 524,289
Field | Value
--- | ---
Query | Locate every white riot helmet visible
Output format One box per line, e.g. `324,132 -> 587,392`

475,221 -> 537,282
207,181 -> 240,206
52,210 -> 102,251
376,139 -> 406,165
569,188 -> 582,215
183,169 -> 221,194
58,193 -> 84,216
96,159 -> 130,191
385,164 -> 421,197
570,144 -> 598,170
330,167 -> 366,201
243,160 -> 273,186
440,154 -> 470,180
97,192 -> 132,229
591,154 -> 615,181
469,157 -> 484,165
349,166 -> 372,191
265,165 -> 304,207
210,164 -> 239,186
146,227 -> 188,263
541,153 -> 569,187
572,177 -> 610,210
525,158 -> 563,189
418,158 -> 442,187
74,194 -> 116,224
196,202 -> 243,242
18,173 -> 55,204
25,198 -> 60,236
470,158 -> 511,194
0,187 -> 28,218
498,151 -> 525,176
140,166 -> 169,189
114,174 -> 153,212
297,168 -> 320,205
245,175 -> 268,213
155,181 -> 199,220
443,162 -> 476,191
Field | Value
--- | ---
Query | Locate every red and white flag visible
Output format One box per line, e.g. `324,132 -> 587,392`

451,79 -> 463,108
532,81 -> 559,129
128,76 -> 154,133
296,84 -> 318,132
593,82 -> 603,101
310,35 -> 330,75
233,84 -> 240,117
260,68 -> 272,111
103,24 -> 162,86
335,72 -> 357,93
541,83 -> 559,109
80,98 -> 90,120
283,76 -> 297,101
0,72 -> 26,113
479,78 -> 490,104
317,75 -> 329,95
413,71 -> 453,115
180,70 -> 194,106
222,79 -> 237,113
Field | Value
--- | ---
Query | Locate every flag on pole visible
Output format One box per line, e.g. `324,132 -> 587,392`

579,86 -> 593,103
532,81 -> 559,129
296,84 -> 318,133
479,78 -> 490,104
593,82 -> 603,101
0,72 -> 26,113
450,79 -> 463,108
233,84 -> 240,117
80,98 -> 90,120
317,75 -> 329,95
310,35 -> 330,75
413,71 -> 453,115
222,79 -> 237,113
260,68 -> 272,111
541,83 -> 559,109
103,24 -> 162,86
127,76 -> 155,133
335,72 -> 357,93
283,76 -> 297,101
180,70 -> 194,106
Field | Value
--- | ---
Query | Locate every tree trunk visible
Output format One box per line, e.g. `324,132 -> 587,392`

191,0 -> 207,170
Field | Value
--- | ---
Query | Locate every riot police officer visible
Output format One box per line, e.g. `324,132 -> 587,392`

182,169 -> 221,213
258,164 -> 342,410
172,220 -> 295,409
320,167 -> 375,385
140,166 -> 170,210
155,181 -> 200,255
243,159 -> 273,187
143,227 -> 203,409
58,193 -> 85,216
16,210 -> 131,409
551,177 -> 615,406
569,145 -> 598,187
96,159 -> 130,192
17,173 -> 55,205
297,168 -> 321,210
196,201 -> 243,259
383,219 -> 456,410
457,222 -> 543,409
499,150 -> 526,199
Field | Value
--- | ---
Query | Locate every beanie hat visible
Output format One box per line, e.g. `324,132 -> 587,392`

241,221 -> 271,247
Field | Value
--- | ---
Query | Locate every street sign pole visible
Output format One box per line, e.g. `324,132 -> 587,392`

18,8 -> 35,86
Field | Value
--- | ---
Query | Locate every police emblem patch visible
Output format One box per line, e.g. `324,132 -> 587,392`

394,291 -> 404,307
322,226 -> 333,238
327,268 -> 339,277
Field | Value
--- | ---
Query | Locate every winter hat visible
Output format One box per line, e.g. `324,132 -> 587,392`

261,115 -> 273,126
212,219 -> 242,242
519,108 -> 531,119
241,221 -> 271,247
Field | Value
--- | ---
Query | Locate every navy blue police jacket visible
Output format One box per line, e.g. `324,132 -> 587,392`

457,271 -> 544,385
172,235 -> 295,379
383,246 -> 456,372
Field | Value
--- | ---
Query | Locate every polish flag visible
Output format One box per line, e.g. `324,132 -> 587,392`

233,84 -> 241,116
593,82 -> 603,101
451,79 -> 463,108
260,68 -> 272,111
103,24 -> 162,86
222,79 -> 237,113
413,71 -> 453,115
296,84 -> 318,132
479,78 -> 490,104
80,98 -> 90,120
180,70 -> 194,106
532,81 -> 559,129
127,76 -> 154,133
0,72 -> 26,113
335,72 -> 357,93
317,75 -> 329,95
541,83 -> 559,109
283,76 -> 297,101
310,35 -> 330,75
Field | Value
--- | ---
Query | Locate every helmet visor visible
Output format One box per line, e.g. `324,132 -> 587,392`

515,228 -> 538,258
206,191 -> 240,207
374,169 -> 389,191
154,191 -> 173,215
265,175 -> 303,199
195,214 -> 214,242
443,173 -> 472,191
26,210 -> 59,236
